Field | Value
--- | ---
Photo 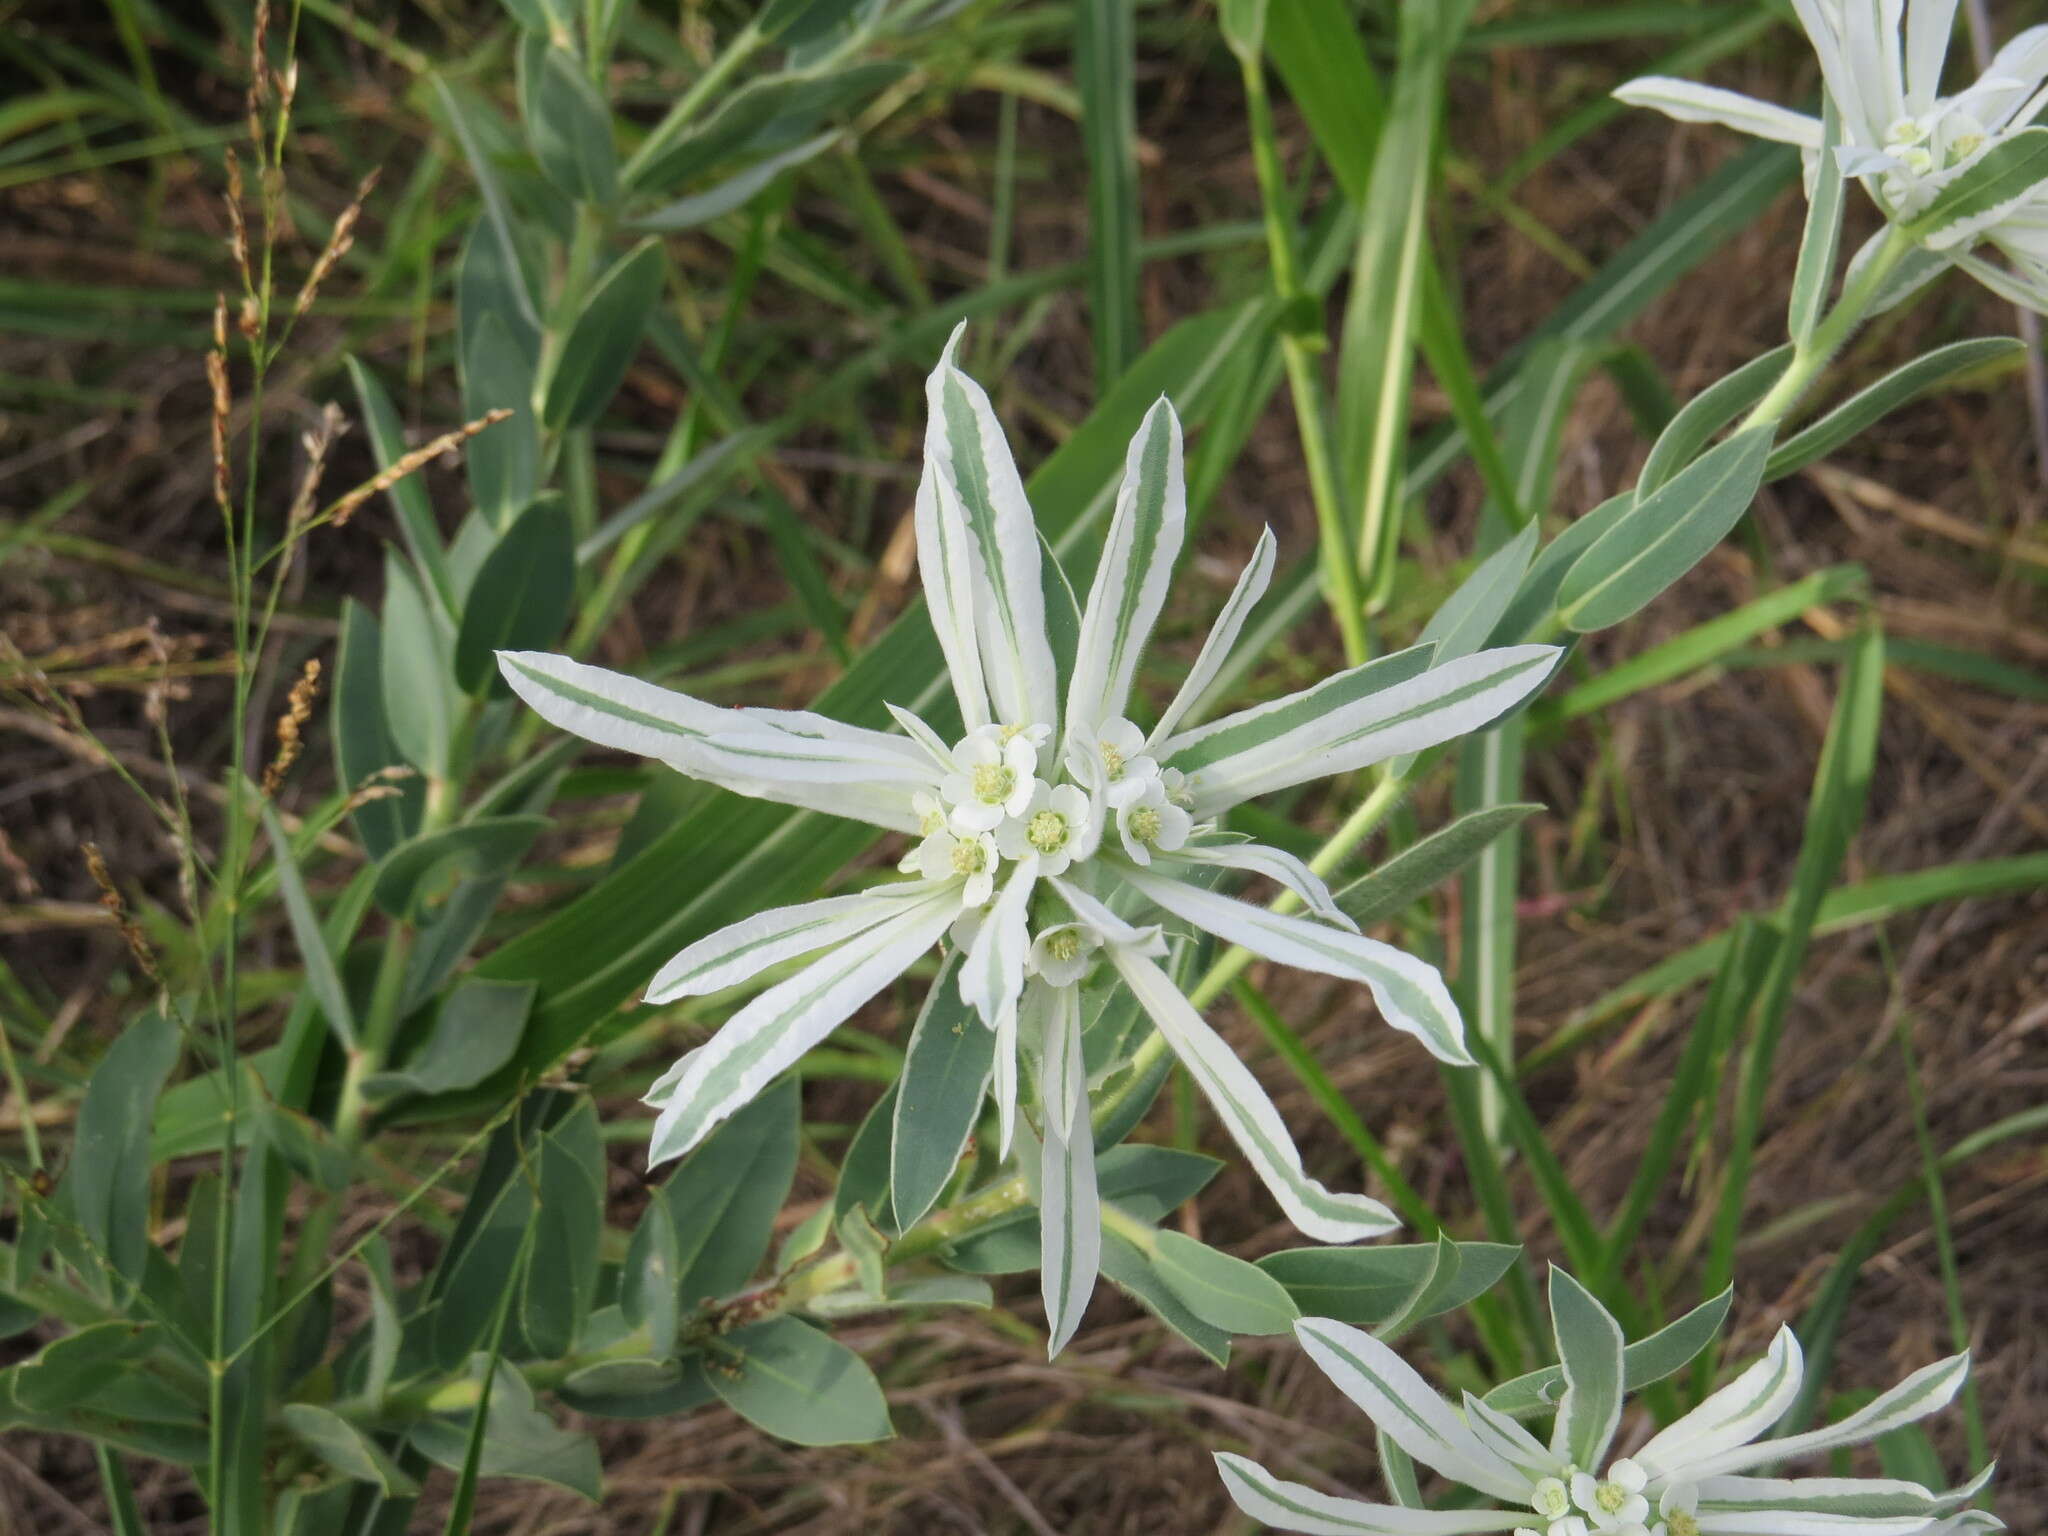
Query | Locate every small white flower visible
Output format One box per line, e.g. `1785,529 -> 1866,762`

913,824 -> 999,906
941,723 -> 1040,831
1647,1482 -> 1699,1536
995,781 -> 1097,875
1113,774 -> 1192,864
1027,922 -> 1100,987
1573,1459 -> 1649,1530
1531,1478 -> 1573,1522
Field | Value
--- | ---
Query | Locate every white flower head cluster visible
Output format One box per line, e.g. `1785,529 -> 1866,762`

500,326 -> 1560,1351
1217,1269 -> 1997,1536
1616,0 -> 2048,305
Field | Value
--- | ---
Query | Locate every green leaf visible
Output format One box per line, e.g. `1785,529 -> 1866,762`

1765,338 -> 2025,481
281,1404 -> 419,1496
378,553 -> 458,779
1218,0 -> 1268,57
520,1098 -> 605,1358
1151,1230 -> 1300,1336
622,62 -> 907,197
707,1317 -> 892,1445
627,1074 -> 798,1317
65,1011 -> 178,1289
371,816 -> 548,921
366,978 -> 534,1099
831,1081 -> 897,1230
759,0 -> 866,45
13,1322 -> 158,1412
1337,2 -> 1464,583
1557,425 -> 1773,632
1484,1288 -> 1732,1417
333,601 -> 421,860
1098,1231 -> 1231,1365
344,360 -> 458,613
1334,804 -> 1541,927
557,1355 -> 716,1420
1787,98 -> 1844,344
460,312 -> 540,530
541,240 -> 663,431
1548,565 -> 1869,724
621,1197 -> 681,1356
411,1356 -> 602,1501
1415,521 -> 1538,666
431,76 -> 543,331
1371,1231 -> 1461,1342
630,132 -> 839,232
453,496 -> 576,694
1488,491 -> 1632,645
1636,344 -> 1792,500
1906,127 -> 2048,249
522,41 -> 616,204
835,1204 -> 888,1299
890,953 -> 990,1230
1255,1241 -> 1519,1325
261,804 -> 357,1052
1076,0 -> 1139,388
1705,625 -> 1887,1303
1548,1267 -> 1625,1468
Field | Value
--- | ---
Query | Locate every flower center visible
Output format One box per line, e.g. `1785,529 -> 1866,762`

919,807 -> 945,836
1128,806 -> 1161,845
1531,1480 -> 1571,1521
949,839 -> 988,877
1099,741 -> 1126,781
1593,1482 -> 1627,1515
970,762 -> 1014,804
1027,809 -> 1069,853
1046,929 -> 1082,963
1665,1515 -> 1698,1536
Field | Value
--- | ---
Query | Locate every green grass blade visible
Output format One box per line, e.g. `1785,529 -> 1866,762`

1704,625 -> 1886,1305
1075,0 -> 1139,389
1539,851 -> 2048,1062
1544,564 -> 1868,724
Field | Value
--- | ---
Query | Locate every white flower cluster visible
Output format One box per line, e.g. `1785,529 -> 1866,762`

1216,1271 -> 1998,1536
500,325 -> 1561,1353
1616,1 -> 2048,308
901,715 -> 1195,912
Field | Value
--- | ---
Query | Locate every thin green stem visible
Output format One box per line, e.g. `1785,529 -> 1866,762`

1237,45 -> 1368,665
1742,224 -> 1914,431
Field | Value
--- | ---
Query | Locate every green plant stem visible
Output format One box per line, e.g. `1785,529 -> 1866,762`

1236,44 -> 1368,665
1742,224 -> 1913,430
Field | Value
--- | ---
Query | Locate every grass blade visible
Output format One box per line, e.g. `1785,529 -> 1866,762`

1075,0 -> 1139,389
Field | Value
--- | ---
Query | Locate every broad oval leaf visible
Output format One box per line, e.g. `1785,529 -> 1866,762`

371,816 -> 548,920
1765,338 -> 2024,482
281,1404 -> 419,1495
523,40 -> 616,204
453,495 -> 576,695
365,978 -> 535,1099
64,1012 -> 179,1289
1255,1241 -> 1520,1325
707,1316 -> 892,1446
1152,1230 -> 1301,1336
1557,426 -> 1772,633
889,952 -> 991,1230
540,240 -> 663,430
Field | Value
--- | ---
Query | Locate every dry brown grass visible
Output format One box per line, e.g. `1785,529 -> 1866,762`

1,6 -> 2044,1532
